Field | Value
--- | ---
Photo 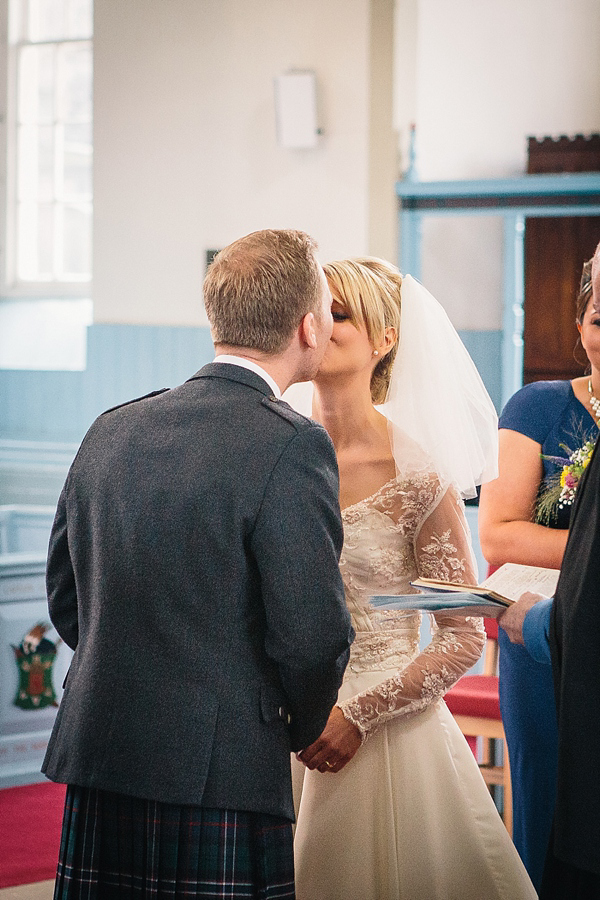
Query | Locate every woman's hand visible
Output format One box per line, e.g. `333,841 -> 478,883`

296,705 -> 362,773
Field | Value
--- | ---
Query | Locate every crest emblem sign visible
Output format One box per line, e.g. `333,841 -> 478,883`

12,622 -> 61,710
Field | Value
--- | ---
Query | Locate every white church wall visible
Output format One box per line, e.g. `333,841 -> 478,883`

93,0 -> 373,326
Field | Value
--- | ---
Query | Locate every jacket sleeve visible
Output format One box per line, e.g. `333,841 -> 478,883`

523,597 -> 553,665
46,481 -> 79,650
250,424 -> 354,751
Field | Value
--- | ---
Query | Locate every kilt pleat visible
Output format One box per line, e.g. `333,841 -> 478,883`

53,785 -> 295,899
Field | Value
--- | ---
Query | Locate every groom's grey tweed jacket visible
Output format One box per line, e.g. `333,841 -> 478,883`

42,363 -> 353,820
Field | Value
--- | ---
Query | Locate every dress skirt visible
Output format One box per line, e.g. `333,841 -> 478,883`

53,785 -> 295,899
292,668 -> 536,900
498,627 -> 558,891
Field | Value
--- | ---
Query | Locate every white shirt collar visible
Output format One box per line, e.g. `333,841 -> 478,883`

213,354 -> 282,399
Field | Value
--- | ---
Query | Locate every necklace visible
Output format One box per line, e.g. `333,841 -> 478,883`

588,379 -> 600,422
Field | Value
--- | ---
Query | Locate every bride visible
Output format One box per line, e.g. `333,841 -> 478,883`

289,258 -> 536,900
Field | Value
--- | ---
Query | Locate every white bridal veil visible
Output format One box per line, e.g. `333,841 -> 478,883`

381,275 -> 498,499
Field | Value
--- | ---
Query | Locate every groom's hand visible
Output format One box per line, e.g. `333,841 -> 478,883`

296,706 -> 362,773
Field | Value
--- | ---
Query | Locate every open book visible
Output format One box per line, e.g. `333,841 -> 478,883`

371,563 -> 560,617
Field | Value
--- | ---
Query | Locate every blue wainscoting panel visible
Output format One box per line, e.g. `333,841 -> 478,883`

0,441 -> 81,507
0,506 -> 57,554
0,324 -> 215,504
458,329 -> 503,413
82,325 -> 215,430
0,323 -> 215,444
1,368 -> 84,444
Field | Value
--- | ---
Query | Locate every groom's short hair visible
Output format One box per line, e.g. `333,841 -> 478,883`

203,229 -> 322,354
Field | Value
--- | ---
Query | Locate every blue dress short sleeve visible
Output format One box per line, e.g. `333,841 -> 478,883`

499,380 -> 597,497
499,381 -> 573,445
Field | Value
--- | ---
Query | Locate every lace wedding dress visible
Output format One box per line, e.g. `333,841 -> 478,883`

293,469 -> 536,900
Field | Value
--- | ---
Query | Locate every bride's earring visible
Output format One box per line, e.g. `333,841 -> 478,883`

373,349 -> 379,357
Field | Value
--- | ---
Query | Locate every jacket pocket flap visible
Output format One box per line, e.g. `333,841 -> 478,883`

260,687 -> 291,725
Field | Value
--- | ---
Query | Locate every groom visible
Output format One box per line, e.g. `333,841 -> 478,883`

43,229 -> 354,897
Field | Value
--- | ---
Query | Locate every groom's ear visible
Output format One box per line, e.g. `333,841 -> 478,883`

300,311 -> 318,350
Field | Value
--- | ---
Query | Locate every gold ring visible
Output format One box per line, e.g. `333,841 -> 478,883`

325,760 -> 333,768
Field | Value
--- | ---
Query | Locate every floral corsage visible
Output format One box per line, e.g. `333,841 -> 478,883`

536,438 -> 596,523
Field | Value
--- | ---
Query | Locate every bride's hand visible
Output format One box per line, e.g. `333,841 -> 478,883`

296,706 -> 362,773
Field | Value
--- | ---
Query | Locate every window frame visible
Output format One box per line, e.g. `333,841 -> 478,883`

0,0 -> 93,300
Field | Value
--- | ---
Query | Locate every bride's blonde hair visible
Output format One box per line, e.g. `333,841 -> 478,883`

323,257 -> 402,404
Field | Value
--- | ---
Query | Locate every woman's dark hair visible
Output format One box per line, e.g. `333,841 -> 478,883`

574,257 -> 594,371
576,258 -> 593,325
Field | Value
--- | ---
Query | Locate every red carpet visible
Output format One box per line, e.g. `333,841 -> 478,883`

0,780 -> 65,888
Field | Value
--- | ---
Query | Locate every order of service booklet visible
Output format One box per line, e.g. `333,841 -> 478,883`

370,562 -> 561,617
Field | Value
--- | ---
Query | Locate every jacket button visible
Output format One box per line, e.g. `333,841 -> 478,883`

269,394 -> 278,402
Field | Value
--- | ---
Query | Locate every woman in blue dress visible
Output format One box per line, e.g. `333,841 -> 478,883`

479,258 -> 599,892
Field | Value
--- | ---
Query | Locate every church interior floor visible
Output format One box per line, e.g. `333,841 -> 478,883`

0,882 -> 54,898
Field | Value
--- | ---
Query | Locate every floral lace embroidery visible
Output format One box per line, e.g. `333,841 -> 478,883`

372,546 -> 412,581
338,476 -> 485,742
418,529 -> 468,581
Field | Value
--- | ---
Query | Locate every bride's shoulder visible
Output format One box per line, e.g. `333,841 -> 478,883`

373,468 -> 446,519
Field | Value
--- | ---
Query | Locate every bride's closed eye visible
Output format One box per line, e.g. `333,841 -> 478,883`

332,310 -> 350,322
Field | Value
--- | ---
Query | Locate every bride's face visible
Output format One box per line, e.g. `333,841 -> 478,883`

316,286 -> 375,380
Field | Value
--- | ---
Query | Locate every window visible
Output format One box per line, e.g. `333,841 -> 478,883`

6,0 -> 92,291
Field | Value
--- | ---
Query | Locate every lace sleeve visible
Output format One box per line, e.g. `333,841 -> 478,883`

338,478 -> 485,741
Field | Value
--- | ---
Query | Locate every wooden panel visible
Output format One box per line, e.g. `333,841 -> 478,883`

527,134 -> 600,174
525,133 -> 600,383
524,216 -> 600,383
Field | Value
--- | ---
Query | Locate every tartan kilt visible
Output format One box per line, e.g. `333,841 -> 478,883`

53,785 -> 295,899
